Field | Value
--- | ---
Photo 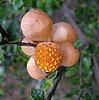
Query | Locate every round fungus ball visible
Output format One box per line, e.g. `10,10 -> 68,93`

21,38 -> 35,56
27,57 -> 48,80
51,22 -> 77,43
59,42 -> 80,67
21,9 -> 53,42
34,42 -> 62,72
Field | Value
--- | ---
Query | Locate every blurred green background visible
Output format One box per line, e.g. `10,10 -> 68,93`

0,0 -> 99,100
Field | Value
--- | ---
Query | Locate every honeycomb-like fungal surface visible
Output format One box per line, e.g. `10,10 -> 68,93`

34,42 -> 62,72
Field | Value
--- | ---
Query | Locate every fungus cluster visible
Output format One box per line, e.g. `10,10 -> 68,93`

21,9 -> 80,80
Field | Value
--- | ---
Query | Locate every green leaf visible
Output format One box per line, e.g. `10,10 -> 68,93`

74,38 -> 83,48
12,0 -> 23,11
66,88 -> 80,98
31,89 -> 45,100
65,92 -> 73,98
86,44 -> 96,53
36,0 -> 45,9
40,79 -> 53,91
6,19 -> 21,42
0,47 -> 5,61
8,31 -> 21,42
23,0 -> 34,7
0,0 -> 4,4
0,33 -> 2,42
82,56 -> 91,73
71,76 -> 80,85
65,66 -> 78,77
47,8 -> 54,15
0,88 -> 4,96
0,20 -> 9,30
47,71 -> 57,79
82,56 -> 93,82
0,4 -> 14,20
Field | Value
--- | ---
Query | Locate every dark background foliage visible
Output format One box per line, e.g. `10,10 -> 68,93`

0,0 -> 99,100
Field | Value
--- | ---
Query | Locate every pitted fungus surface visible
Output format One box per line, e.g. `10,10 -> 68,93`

34,42 -> 62,72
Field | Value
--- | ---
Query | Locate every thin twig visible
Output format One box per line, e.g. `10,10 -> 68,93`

92,55 -> 99,89
55,66 -> 65,78
79,53 -> 83,85
78,41 -> 91,51
78,53 -> 83,100
77,89 -> 84,100
0,40 -> 37,47
45,67 -> 65,100
0,24 -> 37,47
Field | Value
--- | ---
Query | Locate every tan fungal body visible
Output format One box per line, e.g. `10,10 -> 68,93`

27,57 -> 47,80
21,9 -> 53,42
21,38 -> 35,56
51,22 -> 77,43
21,9 -> 80,78
59,42 -> 80,67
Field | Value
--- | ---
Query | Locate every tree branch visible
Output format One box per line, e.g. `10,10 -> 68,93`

0,40 -> 37,47
0,24 -> 37,47
92,55 -> 99,89
45,67 -> 65,100
78,41 -> 91,51
77,89 -> 84,100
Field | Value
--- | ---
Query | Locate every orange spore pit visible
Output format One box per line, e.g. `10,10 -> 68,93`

34,42 -> 62,72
